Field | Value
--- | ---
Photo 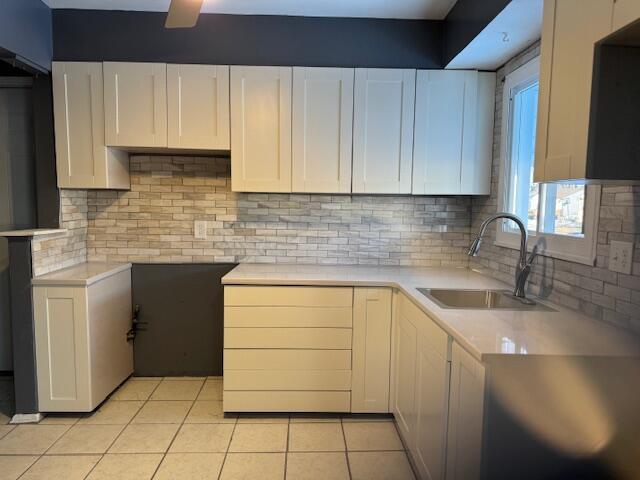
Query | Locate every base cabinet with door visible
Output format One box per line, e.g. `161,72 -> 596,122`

32,263 -> 133,412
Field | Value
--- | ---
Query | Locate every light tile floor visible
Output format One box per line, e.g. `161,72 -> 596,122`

0,376 -> 416,479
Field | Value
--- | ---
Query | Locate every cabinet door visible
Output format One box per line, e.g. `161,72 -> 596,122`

612,0 -> 640,31
230,66 -> 292,192
353,69 -> 415,194
352,288 -> 392,413
393,307 -> 418,441
292,67 -> 354,193
446,343 -> 486,480
33,286 -> 91,411
534,0 -> 615,182
104,62 -> 167,148
167,64 -> 230,150
414,332 -> 450,480
52,62 -> 129,189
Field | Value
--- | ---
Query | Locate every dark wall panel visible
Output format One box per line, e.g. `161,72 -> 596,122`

0,0 -> 52,71
53,10 -> 444,68
444,0 -> 511,66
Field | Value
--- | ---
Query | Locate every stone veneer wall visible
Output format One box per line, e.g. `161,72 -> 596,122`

83,156 -> 472,266
31,189 -> 88,276
471,41 -> 640,332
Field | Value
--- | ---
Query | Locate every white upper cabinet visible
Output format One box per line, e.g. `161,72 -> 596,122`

292,67 -> 354,193
230,66 -> 292,192
612,0 -> 640,31
103,62 -> 168,148
167,64 -> 230,150
352,69 -> 416,194
52,62 -> 129,189
534,0 -> 615,182
412,70 -> 495,195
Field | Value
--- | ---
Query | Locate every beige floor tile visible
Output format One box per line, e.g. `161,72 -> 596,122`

108,424 -> 179,453
150,380 -> 203,401
79,400 -> 144,425
111,380 -> 159,401
348,451 -> 416,480
154,453 -> 225,480
21,455 -> 101,480
341,414 -> 394,422
132,400 -> 192,424
48,424 -> 124,454
0,401 -> 13,424
196,380 -> 223,400
237,413 -> 289,424
39,413 -> 82,425
343,422 -> 403,451
0,424 -> 15,439
229,424 -> 288,453
169,423 -> 234,453
86,453 -> 163,480
207,376 -> 223,381
286,452 -> 350,480
220,453 -> 285,480
164,376 -> 206,381
130,377 -> 164,381
290,413 -> 341,423
0,455 -> 38,480
185,400 -> 236,424
0,425 -> 70,454
288,423 -> 345,452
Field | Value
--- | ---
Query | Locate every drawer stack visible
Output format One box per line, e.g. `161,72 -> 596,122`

223,286 -> 354,412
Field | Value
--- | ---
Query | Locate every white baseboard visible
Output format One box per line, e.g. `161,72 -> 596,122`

10,413 -> 45,424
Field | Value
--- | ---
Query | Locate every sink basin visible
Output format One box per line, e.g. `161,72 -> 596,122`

417,288 -> 554,311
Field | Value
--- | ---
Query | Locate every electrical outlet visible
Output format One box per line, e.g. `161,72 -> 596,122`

194,220 -> 207,240
609,240 -> 633,274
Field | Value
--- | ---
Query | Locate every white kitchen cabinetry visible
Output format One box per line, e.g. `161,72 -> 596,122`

445,342 -> 486,480
230,66 -> 292,192
352,69 -> 416,194
534,0 -> 615,182
612,0 -> 640,31
352,288 -> 392,413
292,67 -> 354,193
52,62 -> 129,189
412,70 -> 495,195
103,62 -> 168,148
33,264 -> 133,412
167,64 -> 230,150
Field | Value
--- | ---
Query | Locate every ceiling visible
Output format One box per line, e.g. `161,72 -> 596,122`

41,0 -> 459,20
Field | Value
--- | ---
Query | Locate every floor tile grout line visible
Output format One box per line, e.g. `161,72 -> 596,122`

340,419 -> 353,480
216,416 -> 238,480
283,418 -> 291,480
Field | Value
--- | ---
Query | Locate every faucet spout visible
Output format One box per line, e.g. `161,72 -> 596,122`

468,213 -> 535,299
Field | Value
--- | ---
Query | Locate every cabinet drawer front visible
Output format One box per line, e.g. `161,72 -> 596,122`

225,286 -> 353,307
399,294 -> 449,360
224,349 -> 351,370
224,370 -> 352,391
224,391 -> 351,412
225,328 -> 352,349
225,306 -> 353,328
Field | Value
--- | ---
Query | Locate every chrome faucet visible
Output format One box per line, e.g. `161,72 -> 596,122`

468,213 -> 537,301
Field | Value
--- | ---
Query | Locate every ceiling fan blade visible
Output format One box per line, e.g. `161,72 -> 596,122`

165,0 -> 204,28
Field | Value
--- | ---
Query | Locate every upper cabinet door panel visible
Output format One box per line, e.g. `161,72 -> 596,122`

352,69 -> 415,194
292,67 -> 354,193
534,0 -> 614,182
612,0 -> 640,31
52,62 -> 106,188
230,66 -> 292,192
167,64 -> 230,150
413,70 -> 477,195
104,62 -> 168,148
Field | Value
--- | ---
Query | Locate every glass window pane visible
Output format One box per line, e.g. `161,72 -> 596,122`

505,81 -> 539,233
540,184 -> 586,236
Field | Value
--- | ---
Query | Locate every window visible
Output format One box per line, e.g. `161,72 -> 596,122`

496,58 -> 600,265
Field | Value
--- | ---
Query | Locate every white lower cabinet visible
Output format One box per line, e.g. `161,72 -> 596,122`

33,266 -> 133,412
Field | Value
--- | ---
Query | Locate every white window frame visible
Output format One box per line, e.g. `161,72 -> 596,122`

496,57 -> 600,266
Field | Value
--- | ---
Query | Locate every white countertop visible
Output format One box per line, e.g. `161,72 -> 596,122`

32,262 -> 132,286
0,228 -> 67,238
222,264 -> 640,361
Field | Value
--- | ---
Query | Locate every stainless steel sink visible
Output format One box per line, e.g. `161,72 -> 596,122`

417,288 -> 555,311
